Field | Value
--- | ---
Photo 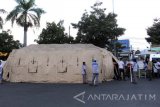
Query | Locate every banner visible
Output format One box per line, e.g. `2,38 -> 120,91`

0,52 -> 8,56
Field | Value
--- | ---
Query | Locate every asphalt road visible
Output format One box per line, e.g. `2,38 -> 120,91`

0,79 -> 160,107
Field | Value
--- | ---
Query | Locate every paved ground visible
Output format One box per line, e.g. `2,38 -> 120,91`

0,79 -> 160,107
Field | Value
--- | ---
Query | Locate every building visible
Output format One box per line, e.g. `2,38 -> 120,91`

117,39 -> 130,59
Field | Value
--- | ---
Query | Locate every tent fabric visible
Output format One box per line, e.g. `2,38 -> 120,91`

3,44 -> 118,83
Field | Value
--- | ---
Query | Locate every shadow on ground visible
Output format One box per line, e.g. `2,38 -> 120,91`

0,79 -> 160,107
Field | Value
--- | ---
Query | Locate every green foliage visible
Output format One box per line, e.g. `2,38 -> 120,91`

146,18 -> 160,45
6,0 -> 45,28
35,20 -> 74,44
6,0 -> 45,46
0,31 -> 22,52
72,2 -> 125,48
0,9 -> 7,29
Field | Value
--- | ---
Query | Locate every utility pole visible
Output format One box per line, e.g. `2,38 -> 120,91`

112,0 -> 114,13
129,45 -> 132,60
112,0 -> 117,57
69,26 -> 70,37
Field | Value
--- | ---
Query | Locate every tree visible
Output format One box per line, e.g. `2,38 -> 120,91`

0,9 -> 6,29
72,2 -> 125,48
35,20 -> 74,44
146,18 -> 160,45
6,0 -> 45,47
0,31 -> 22,53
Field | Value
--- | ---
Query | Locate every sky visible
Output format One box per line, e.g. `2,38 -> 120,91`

1,0 -> 160,50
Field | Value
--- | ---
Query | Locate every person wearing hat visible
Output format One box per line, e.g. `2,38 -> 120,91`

91,59 -> 99,86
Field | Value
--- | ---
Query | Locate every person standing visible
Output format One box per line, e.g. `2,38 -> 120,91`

147,59 -> 153,81
0,61 -> 3,84
126,60 -> 131,79
156,59 -> 160,78
91,60 -> 99,86
153,60 -> 158,78
132,59 -> 139,84
82,62 -> 87,84
144,60 -> 148,72
118,58 -> 125,80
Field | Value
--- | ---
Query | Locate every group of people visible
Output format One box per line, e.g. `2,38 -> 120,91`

1,57 -> 160,85
115,58 -> 139,84
81,57 -> 142,85
82,59 -> 99,86
81,58 -> 142,86
114,57 -> 160,84
145,58 -> 160,81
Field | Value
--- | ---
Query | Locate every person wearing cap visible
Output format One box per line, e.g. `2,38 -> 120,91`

82,62 -> 87,84
0,60 -> 3,84
91,59 -> 99,86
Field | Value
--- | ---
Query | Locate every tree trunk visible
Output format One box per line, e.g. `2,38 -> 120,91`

23,27 -> 27,47
23,13 -> 27,47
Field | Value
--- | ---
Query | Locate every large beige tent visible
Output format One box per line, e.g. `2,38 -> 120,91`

3,44 -> 118,83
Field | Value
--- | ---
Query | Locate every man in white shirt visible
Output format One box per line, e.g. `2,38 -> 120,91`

82,62 -> 87,84
132,59 -> 139,84
0,60 -> 3,83
118,58 -> 125,80
91,60 -> 99,86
